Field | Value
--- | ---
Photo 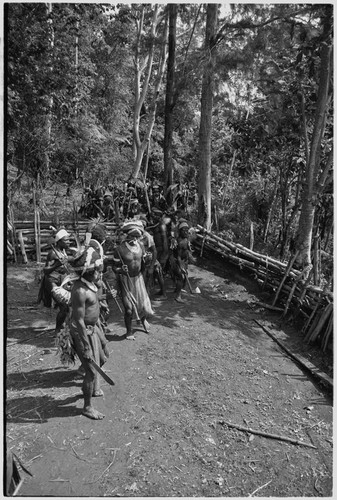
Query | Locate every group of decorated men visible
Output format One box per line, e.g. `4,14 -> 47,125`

78,180 -> 197,221
38,202 -> 196,420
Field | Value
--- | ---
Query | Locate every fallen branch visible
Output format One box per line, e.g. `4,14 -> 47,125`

219,420 -> 316,449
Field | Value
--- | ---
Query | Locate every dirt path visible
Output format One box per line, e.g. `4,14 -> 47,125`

6,259 -> 332,497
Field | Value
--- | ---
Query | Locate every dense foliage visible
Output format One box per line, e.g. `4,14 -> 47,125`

6,3 -> 333,262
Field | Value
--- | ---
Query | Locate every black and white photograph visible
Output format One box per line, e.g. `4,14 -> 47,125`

4,2 -> 333,497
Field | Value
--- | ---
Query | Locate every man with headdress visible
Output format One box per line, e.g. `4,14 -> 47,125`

170,220 -> 196,303
112,221 -> 154,339
38,228 -> 73,334
128,198 -> 141,218
68,246 -> 107,419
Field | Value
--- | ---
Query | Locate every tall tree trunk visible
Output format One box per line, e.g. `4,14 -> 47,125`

295,42 -> 332,270
198,4 -> 218,230
163,4 -> 177,202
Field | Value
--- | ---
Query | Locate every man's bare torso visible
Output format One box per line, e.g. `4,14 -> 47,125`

71,280 -> 100,325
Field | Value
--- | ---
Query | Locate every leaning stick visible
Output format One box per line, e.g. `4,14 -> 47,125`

272,250 -> 299,306
219,420 -> 316,449
18,230 -> 28,264
184,272 -> 193,294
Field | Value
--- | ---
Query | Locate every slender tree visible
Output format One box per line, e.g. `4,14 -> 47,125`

198,4 -> 218,229
295,39 -> 333,271
163,3 -> 177,198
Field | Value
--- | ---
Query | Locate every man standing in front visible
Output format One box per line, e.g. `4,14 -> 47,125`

113,221 -> 154,340
69,247 -> 107,420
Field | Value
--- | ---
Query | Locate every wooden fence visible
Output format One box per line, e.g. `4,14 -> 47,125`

194,226 -> 333,353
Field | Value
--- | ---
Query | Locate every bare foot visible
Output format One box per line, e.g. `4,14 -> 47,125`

141,318 -> 150,333
175,296 -> 184,303
93,389 -> 104,397
82,406 -> 105,420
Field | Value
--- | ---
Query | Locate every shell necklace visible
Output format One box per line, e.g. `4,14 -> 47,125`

125,241 -> 140,254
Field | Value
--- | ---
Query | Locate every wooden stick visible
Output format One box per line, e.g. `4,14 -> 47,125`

199,233 -> 207,257
282,271 -> 305,318
272,250 -> 299,306
219,420 -> 316,449
322,313 -> 333,352
17,230 -> 28,264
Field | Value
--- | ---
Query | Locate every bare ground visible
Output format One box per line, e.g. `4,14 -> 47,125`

5,256 -> 333,497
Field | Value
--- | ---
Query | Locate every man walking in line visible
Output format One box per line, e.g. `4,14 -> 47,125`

112,221 -> 154,340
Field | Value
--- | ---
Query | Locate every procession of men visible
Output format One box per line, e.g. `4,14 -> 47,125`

38,179 -> 197,420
